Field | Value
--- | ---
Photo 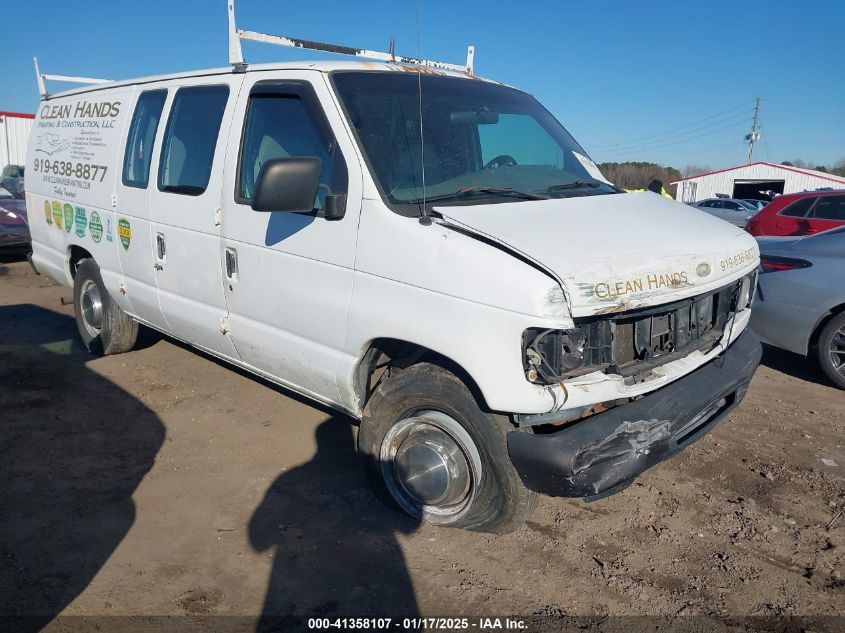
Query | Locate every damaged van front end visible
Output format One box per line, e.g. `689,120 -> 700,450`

508,329 -> 760,498
434,193 -> 762,500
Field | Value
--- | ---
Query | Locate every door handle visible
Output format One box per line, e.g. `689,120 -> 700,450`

156,233 -> 166,260
225,248 -> 238,278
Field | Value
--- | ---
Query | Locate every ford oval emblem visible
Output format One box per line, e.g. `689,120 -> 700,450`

696,262 -> 712,278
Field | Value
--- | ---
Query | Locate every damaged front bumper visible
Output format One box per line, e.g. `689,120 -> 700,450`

506,329 -> 762,499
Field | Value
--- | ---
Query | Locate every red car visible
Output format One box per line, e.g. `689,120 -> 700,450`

746,190 -> 845,237
0,186 -> 30,253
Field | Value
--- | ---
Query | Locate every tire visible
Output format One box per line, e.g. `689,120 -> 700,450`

73,258 -> 138,356
816,312 -> 845,390
359,362 -> 537,533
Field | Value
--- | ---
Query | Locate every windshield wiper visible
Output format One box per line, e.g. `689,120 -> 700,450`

405,187 -> 548,204
546,180 -> 601,192
457,186 -> 548,200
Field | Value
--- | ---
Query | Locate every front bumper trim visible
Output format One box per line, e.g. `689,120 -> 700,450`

507,329 -> 762,499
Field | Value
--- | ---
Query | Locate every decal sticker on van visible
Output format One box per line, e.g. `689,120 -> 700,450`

89,212 -> 103,243
63,204 -> 73,233
51,201 -> 63,229
74,207 -> 87,238
106,216 -> 113,242
117,217 -> 132,250
44,200 -> 52,225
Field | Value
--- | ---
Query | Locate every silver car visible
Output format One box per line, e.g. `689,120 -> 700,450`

692,198 -> 758,227
751,227 -> 845,389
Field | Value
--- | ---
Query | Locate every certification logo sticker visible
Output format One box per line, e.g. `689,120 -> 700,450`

117,217 -> 132,250
63,203 -> 73,233
89,211 -> 103,243
106,217 -> 113,242
74,207 -> 87,238
52,201 -> 63,229
44,201 -> 52,225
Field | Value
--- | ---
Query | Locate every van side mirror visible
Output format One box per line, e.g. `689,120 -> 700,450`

251,157 -> 322,214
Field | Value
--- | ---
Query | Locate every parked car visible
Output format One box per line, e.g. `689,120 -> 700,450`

692,198 -> 758,227
1,164 -> 25,198
739,199 -> 769,211
0,186 -> 30,252
751,227 -> 845,389
746,190 -> 845,237
25,18 -> 761,532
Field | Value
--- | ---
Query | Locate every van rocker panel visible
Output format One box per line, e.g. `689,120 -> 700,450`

506,329 -> 762,498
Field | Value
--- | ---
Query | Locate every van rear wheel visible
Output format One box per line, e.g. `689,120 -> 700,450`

73,259 -> 138,355
358,363 -> 536,533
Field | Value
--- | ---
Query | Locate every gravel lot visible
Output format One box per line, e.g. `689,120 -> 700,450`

1,258 -> 843,631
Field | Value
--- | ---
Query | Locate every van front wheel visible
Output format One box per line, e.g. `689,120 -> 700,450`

358,363 -> 536,533
73,259 -> 138,355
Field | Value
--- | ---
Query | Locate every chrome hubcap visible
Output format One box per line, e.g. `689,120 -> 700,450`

830,327 -> 845,377
80,279 -> 103,338
380,411 -> 481,524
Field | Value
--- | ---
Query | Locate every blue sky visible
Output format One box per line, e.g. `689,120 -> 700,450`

4,0 -> 843,170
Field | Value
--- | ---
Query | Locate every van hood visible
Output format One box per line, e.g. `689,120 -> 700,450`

435,192 -> 759,318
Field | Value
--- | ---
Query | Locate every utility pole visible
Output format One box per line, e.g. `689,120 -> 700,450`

746,97 -> 761,163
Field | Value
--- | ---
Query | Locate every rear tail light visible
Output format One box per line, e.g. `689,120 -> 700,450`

745,218 -> 760,235
760,255 -> 812,273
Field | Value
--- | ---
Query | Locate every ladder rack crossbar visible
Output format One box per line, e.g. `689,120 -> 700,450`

33,57 -> 111,98
228,1 -> 474,75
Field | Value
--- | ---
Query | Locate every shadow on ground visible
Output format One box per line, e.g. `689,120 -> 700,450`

0,304 -> 166,631
760,343 -> 833,389
0,302 -> 423,631
249,417 -> 422,630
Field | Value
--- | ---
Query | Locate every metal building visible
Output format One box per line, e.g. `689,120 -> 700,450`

0,110 -> 34,171
672,162 -> 845,203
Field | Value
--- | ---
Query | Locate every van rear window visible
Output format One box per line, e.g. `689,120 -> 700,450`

158,85 -> 229,196
122,90 -> 167,189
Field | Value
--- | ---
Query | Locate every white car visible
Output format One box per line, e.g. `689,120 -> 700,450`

25,16 -> 761,533
692,198 -> 759,227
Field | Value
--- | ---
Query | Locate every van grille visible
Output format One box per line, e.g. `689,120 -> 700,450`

523,275 -> 753,385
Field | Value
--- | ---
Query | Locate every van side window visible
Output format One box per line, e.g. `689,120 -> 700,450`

236,91 -> 344,208
122,90 -> 167,188
158,85 -> 229,196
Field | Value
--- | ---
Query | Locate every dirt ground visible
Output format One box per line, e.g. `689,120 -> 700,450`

1,258 -> 843,631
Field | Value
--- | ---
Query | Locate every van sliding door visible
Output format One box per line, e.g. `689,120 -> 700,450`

147,76 -> 245,358
114,88 -> 171,332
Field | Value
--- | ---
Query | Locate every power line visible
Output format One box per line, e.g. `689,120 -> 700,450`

595,118 -> 751,158
592,111 -> 754,154
621,140 -> 746,162
589,99 -> 756,149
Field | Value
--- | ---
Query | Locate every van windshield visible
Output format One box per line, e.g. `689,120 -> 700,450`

332,71 -> 617,212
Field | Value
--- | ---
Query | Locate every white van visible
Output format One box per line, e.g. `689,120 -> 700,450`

25,19 -> 761,533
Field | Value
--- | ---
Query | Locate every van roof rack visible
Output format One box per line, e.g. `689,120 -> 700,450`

227,0 -> 475,75
33,57 -> 111,99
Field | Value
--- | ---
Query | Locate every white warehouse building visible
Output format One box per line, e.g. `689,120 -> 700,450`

672,162 -> 845,203
0,110 -> 34,171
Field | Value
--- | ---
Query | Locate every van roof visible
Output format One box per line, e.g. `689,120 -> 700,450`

42,60 -> 500,100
